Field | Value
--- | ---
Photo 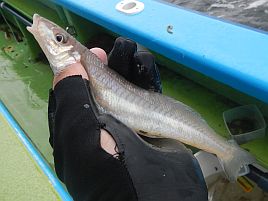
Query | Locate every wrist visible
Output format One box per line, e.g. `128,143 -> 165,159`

53,62 -> 88,89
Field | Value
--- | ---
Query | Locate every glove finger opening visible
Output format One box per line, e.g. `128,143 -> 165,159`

100,129 -> 120,158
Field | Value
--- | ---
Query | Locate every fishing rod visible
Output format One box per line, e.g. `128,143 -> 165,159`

0,1 -> 32,26
0,2 -> 77,37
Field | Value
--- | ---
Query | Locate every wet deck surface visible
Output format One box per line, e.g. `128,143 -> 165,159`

0,28 -> 54,166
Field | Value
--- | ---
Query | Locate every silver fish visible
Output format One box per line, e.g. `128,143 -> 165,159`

27,14 -> 255,181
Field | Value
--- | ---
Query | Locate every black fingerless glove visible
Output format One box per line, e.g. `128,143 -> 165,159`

48,76 -> 137,201
48,38 -> 208,201
48,76 -> 207,201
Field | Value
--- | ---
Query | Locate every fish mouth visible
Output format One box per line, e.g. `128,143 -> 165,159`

26,14 -> 41,34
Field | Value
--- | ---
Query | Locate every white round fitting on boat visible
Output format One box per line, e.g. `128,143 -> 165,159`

116,0 -> 144,15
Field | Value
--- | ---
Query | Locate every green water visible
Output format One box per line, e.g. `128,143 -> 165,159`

0,113 -> 60,201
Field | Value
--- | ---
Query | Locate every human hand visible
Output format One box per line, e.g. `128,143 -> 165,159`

51,37 -> 163,156
48,37 -> 207,201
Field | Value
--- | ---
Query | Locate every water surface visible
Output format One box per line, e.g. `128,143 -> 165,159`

164,0 -> 268,32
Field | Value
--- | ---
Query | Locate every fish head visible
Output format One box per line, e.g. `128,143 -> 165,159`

27,14 -> 82,75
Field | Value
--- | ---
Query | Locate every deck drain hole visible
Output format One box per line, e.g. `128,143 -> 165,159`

116,0 -> 144,15
123,2 -> 136,10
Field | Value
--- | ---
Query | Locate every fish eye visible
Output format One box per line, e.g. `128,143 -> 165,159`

55,34 -> 67,43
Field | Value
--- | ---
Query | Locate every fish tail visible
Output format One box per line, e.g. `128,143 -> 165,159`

219,145 -> 255,182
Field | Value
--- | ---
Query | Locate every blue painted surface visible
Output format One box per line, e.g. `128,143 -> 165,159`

0,101 -> 73,201
53,0 -> 268,103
